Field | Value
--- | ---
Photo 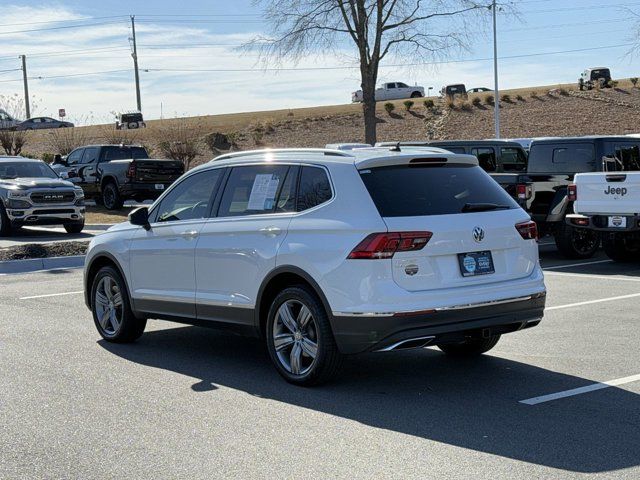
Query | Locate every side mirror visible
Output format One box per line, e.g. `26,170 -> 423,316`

129,206 -> 151,230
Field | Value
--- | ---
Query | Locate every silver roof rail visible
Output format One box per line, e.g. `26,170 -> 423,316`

211,148 -> 354,162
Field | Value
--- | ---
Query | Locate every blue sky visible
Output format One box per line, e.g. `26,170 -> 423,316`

0,0 -> 638,123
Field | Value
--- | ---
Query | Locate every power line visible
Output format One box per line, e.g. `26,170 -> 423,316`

0,20 -> 127,36
0,15 -> 128,28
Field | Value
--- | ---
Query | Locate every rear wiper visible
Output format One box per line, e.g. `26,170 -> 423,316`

462,203 -> 511,212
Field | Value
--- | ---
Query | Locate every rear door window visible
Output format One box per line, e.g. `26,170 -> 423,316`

610,144 -> 640,171
500,147 -> 527,172
218,164 -> 289,217
359,164 -> 518,217
81,147 -> 99,164
297,166 -> 332,211
471,147 -> 497,172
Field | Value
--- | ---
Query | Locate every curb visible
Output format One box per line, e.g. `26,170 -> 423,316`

0,255 -> 85,275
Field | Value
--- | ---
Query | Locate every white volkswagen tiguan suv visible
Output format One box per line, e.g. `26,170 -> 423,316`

84,147 -> 546,385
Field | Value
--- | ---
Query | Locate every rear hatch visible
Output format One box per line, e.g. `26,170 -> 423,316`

358,162 -> 537,292
574,172 -> 640,215
132,159 -> 184,183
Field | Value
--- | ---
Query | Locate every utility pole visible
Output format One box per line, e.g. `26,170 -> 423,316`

19,55 -> 30,119
130,15 -> 142,112
491,0 -> 500,139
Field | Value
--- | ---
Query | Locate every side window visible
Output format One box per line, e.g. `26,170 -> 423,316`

218,164 -> 289,217
388,83 -> 396,89
613,144 -> 640,171
500,147 -> 527,172
552,145 -> 595,173
81,147 -> 99,164
66,149 -> 84,166
297,166 -> 332,212
156,170 -> 222,223
275,166 -> 299,213
471,147 -> 497,172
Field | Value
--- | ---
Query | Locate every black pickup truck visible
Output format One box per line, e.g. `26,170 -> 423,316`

376,140 -> 533,208
52,145 -> 184,209
523,136 -> 640,258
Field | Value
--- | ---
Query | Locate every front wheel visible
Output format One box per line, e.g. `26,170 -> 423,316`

602,234 -> 640,262
0,204 -> 13,237
91,266 -> 146,342
438,335 -> 501,356
64,220 -> 84,234
554,223 -> 600,259
102,182 -> 123,210
266,286 -> 343,386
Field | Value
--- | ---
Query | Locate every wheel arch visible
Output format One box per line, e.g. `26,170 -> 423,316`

100,174 -> 119,190
84,252 -> 133,311
255,266 -> 333,338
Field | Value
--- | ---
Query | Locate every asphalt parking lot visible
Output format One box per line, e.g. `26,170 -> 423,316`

1,246 -> 639,479
0,224 -> 109,248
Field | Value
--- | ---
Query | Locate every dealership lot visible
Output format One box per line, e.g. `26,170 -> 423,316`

1,248 -> 639,479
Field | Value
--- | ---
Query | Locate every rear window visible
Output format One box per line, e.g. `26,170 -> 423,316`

102,146 -> 149,161
359,164 -> 518,217
500,147 -> 527,172
528,143 -> 595,173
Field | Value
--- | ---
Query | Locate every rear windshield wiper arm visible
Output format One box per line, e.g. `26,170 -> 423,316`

462,203 -> 511,212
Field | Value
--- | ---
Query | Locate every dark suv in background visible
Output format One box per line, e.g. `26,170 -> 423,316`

525,136 -> 640,258
52,145 -> 184,210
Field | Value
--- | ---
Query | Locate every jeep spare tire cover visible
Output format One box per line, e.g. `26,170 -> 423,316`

128,122 -> 139,129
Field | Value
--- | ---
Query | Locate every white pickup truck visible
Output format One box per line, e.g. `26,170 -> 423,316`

351,82 -> 425,103
567,172 -> 640,261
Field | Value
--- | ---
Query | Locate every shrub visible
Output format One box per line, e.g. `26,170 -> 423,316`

484,94 -> 495,106
157,120 -> 204,170
631,77 -> 639,88
99,125 -> 139,145
457,100 -> 473,111
500,94 -> 512,103
559,88 -> 569,96
384,102 -> 395,114
445,97 -> 456,110
471,97 -> 482,107
608,80 -> 619,88
516,94 -> 525,102
46,126 -> 90,155
41,152 -> 54,163
0,130 -> 28,156
204,132 -> 233,153
251,129 -> 264,145
403,100 -> 414,111
423,99 -> 435,109
529,90 -> 539,99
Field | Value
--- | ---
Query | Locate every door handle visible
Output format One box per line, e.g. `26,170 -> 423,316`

259,226 -> 282,236
181,230 -> 199,238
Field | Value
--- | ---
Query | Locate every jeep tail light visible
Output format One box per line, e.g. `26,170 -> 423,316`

348,232 -> 433,259
567,184 -> 577,202
516,183 -> 532,200
126,163 -> 137,179
515,221 -> 538,240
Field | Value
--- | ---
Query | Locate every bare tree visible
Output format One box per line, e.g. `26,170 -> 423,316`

251,0 -> 487,144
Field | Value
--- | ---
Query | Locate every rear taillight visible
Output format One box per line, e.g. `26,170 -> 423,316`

516,183 -> 533,200
126,163 -> 137,179
515,221 -> 538,240
567,184 -> 577,202
347,231 -> 433,259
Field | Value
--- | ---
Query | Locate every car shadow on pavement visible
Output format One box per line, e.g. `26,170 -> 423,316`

99,326 -> 640,474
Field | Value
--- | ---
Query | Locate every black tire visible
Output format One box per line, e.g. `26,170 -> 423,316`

438,335 -> 501,357
0,204 -> 13,237
602,234 -> 640,262
102,182 -> 123,210
91,266 -> 146,343
554,223 -> 600,259
265,286 -> 343,386
410,91 -> 423,98
64,221 -> 84,234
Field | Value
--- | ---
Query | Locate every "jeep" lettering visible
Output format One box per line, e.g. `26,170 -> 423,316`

604,186 -> 628,196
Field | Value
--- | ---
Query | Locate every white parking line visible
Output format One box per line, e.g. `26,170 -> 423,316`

543,259 -> 613,270
520,374 -> 640,405
19,290 -> 83,300
547,292 -> 640,311
544,271 -> 640,283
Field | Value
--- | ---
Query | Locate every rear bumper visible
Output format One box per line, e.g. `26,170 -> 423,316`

566,213 -> 640,232
330,292 -> 546,354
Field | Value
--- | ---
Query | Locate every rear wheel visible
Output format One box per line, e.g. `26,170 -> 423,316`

102,182 -> 123,210
266,286 -> 343,386
0,204 -> 13,237
64,220 -> 84,234
91,266 -> 146,342
602,234 -> 640,262
554,223 -> 599,259
410,91 -> 423,98
438,335 -> 501,356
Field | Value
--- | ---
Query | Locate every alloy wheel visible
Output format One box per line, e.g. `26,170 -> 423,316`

572,228 -> 599,255
272,300 -> 319,376
94,275 -> 124,336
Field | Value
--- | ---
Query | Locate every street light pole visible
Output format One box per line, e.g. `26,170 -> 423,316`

20,55 -> 30,119
492,0 -> 500,139
130,15 -> 142,112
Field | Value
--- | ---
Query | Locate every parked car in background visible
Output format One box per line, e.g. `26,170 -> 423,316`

84,146 -> 545,386
0,109 -> 21,130
116,112 -> 146,130
578,67 -> 612,90
0,156 -> 85,236
441,84 -> 467,98
15,117 -> 74,130
351,82 -> 425,102
525,136 -> 640,258
325,143 -> 371,151
52,144 -> 183,210
568,170 -> 640,262
468,87 -> 492,93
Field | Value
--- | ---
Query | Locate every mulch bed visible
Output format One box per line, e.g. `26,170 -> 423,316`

0,241 -> 89,261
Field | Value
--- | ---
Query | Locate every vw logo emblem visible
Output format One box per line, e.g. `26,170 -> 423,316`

472,227 -> 485,243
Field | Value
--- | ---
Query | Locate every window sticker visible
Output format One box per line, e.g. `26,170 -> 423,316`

248,174 -> 280,210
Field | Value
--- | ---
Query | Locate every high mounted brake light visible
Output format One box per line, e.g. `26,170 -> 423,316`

126,162 -> 137,179
515,221 -> 538,240
347,232 -> 433,259
567,184 -> 577,202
